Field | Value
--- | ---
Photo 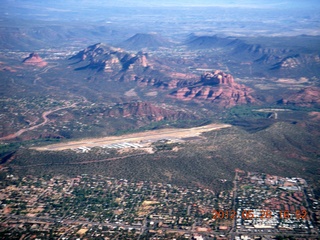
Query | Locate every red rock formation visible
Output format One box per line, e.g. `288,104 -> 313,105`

279,87 -> 320,107
201,70 -> 234,85
23,53 -> 47,67
106,102 -> 197,121
0,62 -> 17,72
137,54 -> 148,68
309,111 -> 320,122
170,70 -> 255,107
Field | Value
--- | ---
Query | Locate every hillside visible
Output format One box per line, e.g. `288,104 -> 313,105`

278,87 -> 320,107
185,34 -> 233,49
8,122 -> 320,194
119,33 -> 172,50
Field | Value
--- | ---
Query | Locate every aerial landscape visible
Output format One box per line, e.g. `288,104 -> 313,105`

0,0 -> 320,239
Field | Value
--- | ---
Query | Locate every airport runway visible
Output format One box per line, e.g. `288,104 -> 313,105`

33,123 -> 231,151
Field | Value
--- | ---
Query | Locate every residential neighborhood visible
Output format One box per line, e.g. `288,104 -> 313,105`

0,171 -> 319,239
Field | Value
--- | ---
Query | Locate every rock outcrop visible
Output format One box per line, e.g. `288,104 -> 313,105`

170,70 -> 255,107
71,44 -> 257,108
23,53 -> 47,67
69,43 -> 173,87
70,43 -> 150,72
0,62 -> 16,72
271,54 -> 320,70
201,71 -> 234,86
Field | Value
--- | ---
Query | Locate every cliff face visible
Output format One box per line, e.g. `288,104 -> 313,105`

69,43 -> 165,86
271,54 -> 320,70
70,44 -> 257,108
201,70 -> 234,86
23,53 -> 47,67
70,43 -> 150,72
170,70 -> 256,107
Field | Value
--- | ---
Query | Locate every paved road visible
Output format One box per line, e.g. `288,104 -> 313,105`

0,102 -> 78,141
34,123 -> 232,151
3,214 -> 316,239
230,170 -> 238,240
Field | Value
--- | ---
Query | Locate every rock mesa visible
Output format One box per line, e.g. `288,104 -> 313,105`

23,53 -> 47,67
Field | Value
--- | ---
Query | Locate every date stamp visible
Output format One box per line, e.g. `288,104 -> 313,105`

212,209 -> 307,220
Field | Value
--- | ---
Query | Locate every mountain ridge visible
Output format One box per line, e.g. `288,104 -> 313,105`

119,33 -> 172,50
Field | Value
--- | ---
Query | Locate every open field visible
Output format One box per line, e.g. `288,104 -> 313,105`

33,123 -> 231,151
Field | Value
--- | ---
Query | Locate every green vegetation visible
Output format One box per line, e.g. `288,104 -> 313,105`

225,104 -> 320,122
0,138 -> 61,158
152,141 -> 180,152
225,105 -> 270,120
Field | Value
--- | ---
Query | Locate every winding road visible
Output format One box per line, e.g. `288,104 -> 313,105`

0,102 -> 78,141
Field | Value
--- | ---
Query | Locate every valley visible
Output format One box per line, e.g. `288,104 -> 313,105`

0,1 -> 319,239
